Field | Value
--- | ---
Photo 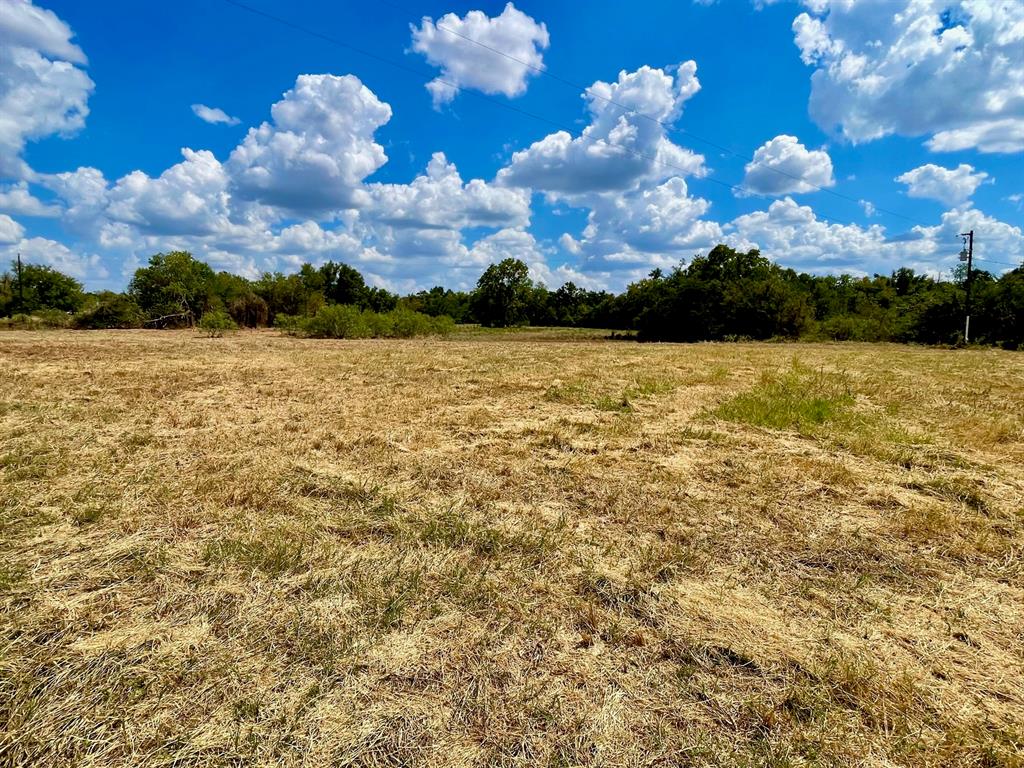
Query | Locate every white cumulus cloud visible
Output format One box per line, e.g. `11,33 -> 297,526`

0,236 -> 106,279
32,73 -> 544,289
0,0 -> 93,178
464,227 -> 602,289
0,181 -> 60,216
896,163 -> 989,206
728,197 -> 889,273
726,196 -> 1023,277
907,206 -> 1024,271
410,3 -> 549,108
0,0 -> 86,63
106,148 -> 236,237
367,152 -> 530,230
38,166 -> 109,236
191,103 -> 240,126
741,134 -> 834,196
0,213 -> 25,244
566,176 -> 722,276
498,61 -> 705,196
792,0 -> 1024,153
226,74 -> 391,215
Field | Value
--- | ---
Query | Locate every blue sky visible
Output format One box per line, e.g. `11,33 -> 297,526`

1,0 -> 1022,291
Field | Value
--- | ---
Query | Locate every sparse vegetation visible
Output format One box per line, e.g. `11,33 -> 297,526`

5,246 -> 1024,347
1,331 -> 1022,767
197,308 -> 238,337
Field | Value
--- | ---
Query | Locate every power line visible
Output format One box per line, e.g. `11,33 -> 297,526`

218,0 -> 912,235
974,256 -> 1021,268
380,0 -> 937,230
214,0 -> 1024,282
220,0 -> 801,213
399,4 -> 1024,269
219,0 -> 999,264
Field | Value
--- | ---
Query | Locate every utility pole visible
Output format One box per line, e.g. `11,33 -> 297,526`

959,230 -> 974,342
15,251 -> 23,314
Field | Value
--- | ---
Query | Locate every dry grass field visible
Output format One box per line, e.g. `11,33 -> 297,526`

1,329 -> 1022,767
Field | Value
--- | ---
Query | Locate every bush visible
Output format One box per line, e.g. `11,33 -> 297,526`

815,315 -> 891,342
272,313 -> 301,333
198,310 -> 238,338
281,304 -> 455,339
228,292 -> 269,327
302,304 -> 371,338
0,310 -> 71,330
428,314 -> 456,336
364,308 -> 395,338
391,308 -> 434,337
72,295 -> 143,329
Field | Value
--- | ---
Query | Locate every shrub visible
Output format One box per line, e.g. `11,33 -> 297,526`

72,295 -> 144,329
302,304 -> 371,338
198,310 -> 238,338
228,292 -> 269,327
391,308 -> 431,337
816,315 -> 892,343
364,309 -> 395,338
281,304 -> 455,339
429,314 -> 456,336
0,310 -> 71,330
272,313 -> 302,333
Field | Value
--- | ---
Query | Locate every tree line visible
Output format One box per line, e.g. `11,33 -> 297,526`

1,245 -> 1022,347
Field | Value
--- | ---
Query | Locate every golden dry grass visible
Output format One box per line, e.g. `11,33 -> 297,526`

1,329 -> 1022,767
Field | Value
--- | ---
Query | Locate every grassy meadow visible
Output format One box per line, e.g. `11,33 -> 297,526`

1,329 -> 1022,767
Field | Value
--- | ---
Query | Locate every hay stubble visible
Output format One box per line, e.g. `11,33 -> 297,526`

1,330 -> 1022,766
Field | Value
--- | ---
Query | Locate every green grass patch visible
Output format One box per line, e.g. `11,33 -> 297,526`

454,325 -> 615,341
594,394 -> 634,413
0,562 -> 26,593
625,376 -> 676,397
205,531 -> 309,576
544,380 -> 591,404
906,475 -> 988,512
545,375 -> 675,414
715,362 -> 855,433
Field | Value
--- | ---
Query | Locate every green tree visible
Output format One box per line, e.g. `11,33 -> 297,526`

0,272 -> 11,316
1,262 -> 84,315
319,261 -> 368,306
207,271 -> 268,327
402,286 -> 472,322
471,258 -> 532,327
129,251 -> 215,325
255,272 -> 323,321
986,268 -> 1024,347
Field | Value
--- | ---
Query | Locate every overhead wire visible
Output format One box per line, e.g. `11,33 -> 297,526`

220,0 -> 954,240
376,0 -> 942,231
219,0 -> 1013,268
974,256 -> 1021,268
14,0 -> 1015,286
386,0 -> 1024,270
218,0 -> 1015,280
